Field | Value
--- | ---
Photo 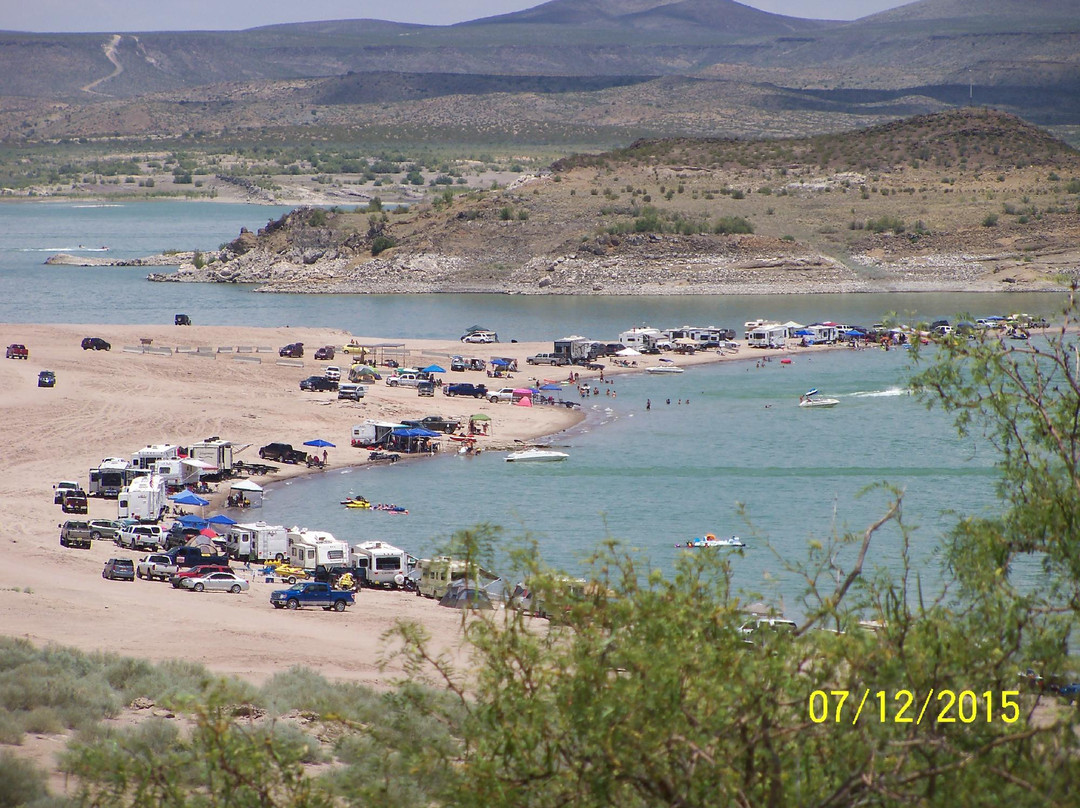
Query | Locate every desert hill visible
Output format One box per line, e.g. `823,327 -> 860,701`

148,109 -> 1080,296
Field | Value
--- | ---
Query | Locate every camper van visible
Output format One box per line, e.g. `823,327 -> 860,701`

287,527 -> 350,571
88,458 -> 143,498
350,540 -> 413,588
226,522 -> 289,562
118,474 -> 167,522
351,420 -> 399,447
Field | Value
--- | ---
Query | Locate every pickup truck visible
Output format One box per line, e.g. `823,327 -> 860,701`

385,372 -> 423,388
59,520 -> 93,549
444,382 -> 488,398
259,443 -> 308,464
270,582 -> 355,611
117,524 -> 163,551
401,416 -> 461,434
136,553 -> 179,581
487,387 -> 519,403
61,491 -> 88,513
6,343 -> 28,360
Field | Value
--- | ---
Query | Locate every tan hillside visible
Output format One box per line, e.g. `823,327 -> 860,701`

152,109 -> 1080,296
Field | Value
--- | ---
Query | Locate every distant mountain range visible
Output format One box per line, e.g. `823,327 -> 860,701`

0,0 -> 1077,139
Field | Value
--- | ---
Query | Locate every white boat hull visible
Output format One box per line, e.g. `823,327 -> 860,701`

506,449 -> 569,462
799,398 -> 839,408
645,366 -> 684,374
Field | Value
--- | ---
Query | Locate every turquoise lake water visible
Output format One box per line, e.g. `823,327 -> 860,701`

1,200 -> 1059,613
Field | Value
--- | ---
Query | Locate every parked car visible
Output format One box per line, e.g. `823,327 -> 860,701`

314,346 -> 336,360
461,330 -> 497,344
337,383 -> 367,401
385,372 -> 422,387
6,343 -> 28,360
81,337 -> 111,351
87,519 -> 122,541
279,342 -> 304,358
270,582 -> 355,611
59,520 -> 93,549
117,524 -> 163,551
444,382 -> 488,398
170,564 -> 233,588
259,443 -> 307,463
450,355 -> 467,372
526,353 -> 568,366
324,365 -> 341,381
102,558 -> 135,581
60,491 -> 88,513
38,370 -> 56,388
401,416 -> 461,434
179,571 -> 249,593
136,553 -> 180,581
417,380 -> 435,397
341,343 -> 367,355
300,375 -> 337,392
174,314 -> 191,326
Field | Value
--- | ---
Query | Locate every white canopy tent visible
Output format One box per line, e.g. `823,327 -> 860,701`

229,479 -> 264,508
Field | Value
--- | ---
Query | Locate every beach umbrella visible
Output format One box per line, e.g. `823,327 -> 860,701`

170,490 -> 209,507
206,514 -> 237,526
422,364 -> 446,373
199,527 -> 218,539
470,413 -> 491,421
303,439 -> 336,448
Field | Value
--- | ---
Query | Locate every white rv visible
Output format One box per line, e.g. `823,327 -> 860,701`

118,474 -> 167,522
88,457 -> 143,498
287,527 -> 350,570
131,444 -> 180,471
189,439 -> 234,477
152,458 -> 202,490
746,325 -> 787,349
226,522 -> 289,562
350,540 -> 413,588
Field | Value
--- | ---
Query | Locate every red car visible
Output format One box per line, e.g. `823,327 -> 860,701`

6,344 -> 28,360
170,564 -> 231,589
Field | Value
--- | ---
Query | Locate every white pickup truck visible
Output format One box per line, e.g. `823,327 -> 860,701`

117,524 -> 163,551
136,553 -> 179,581
487,387 -> 518,403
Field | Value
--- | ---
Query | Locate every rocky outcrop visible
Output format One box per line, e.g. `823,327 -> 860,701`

46,252 -> 192,267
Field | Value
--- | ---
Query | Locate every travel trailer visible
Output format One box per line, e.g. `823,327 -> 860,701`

131,444 -> 180,471
350,540 -> 414,588
152,459 -> 202,490
287,527 -> 350,571
188,438 -> 234,478
225,522 -> 288,562
118,474 -> 167,522
417,556 -> 500,600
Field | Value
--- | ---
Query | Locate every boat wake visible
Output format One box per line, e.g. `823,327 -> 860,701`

20,247 -> 111,252
847,387 -> 909,399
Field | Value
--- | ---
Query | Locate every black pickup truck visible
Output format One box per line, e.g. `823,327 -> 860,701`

444,382 -> 488,398
259,443 -> 308,464
401,416 -> 461,434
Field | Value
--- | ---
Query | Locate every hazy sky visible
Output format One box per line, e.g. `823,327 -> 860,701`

1,0 -> 910,33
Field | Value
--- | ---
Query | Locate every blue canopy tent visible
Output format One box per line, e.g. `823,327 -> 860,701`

176,514 -> 208,529
539,383 -> 562,391
795,329 -> 814,336
844,330 -> 865,338
491,358 -> 510,366
170,490 -> 209,507
389,426 -> 441,454
303,439 -> 336,448
422,364 -> 446,373
206,514 -> 238,526
392,427 -> 441,438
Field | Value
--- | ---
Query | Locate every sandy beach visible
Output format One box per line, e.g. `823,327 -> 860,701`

0,322 -> 826,686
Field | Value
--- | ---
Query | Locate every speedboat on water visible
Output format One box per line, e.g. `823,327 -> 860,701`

798,389 -> 839,408
505,448 -> 569,462
645,365 -> 685,374
679,534 -> 745,548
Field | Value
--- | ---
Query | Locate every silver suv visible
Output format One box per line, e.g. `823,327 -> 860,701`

526,353 -> 567,366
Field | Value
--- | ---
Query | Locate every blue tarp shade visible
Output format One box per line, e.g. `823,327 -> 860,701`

539,383 -> 562,391
303,439 -> 336,447
392,427 -> 441,438
176,514 -> 207,528
795,329 -> 814,336
491,358 -> 510,366
844,330 -> 864,337
206,514 -> 237,525
422,364 -> 446,373
170,490 -> 209,506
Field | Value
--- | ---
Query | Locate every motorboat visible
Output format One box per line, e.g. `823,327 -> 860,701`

678,534 -> 745,548
798,389 -> 839,408
505,448 -> 569,462
645,365 -> 685,374
341,497 -> 371,509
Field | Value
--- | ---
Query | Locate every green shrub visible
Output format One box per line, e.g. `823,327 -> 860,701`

866,216 -> 906,234
713,216 -> 754,235
982,213 -> 999,227
371,236 -> 396,256
0,750 -> 47,807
